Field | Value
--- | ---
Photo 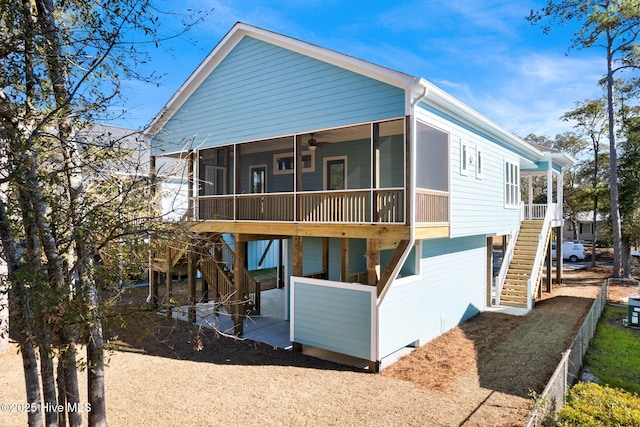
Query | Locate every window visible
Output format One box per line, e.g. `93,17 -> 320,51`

504,159 -> 519,208
250,165 -> 267,193
416,121 -> 449,191
476,149 -> 483,179
324,157 -> 346,190
273,151 -> 315,175
460,141 -> 469,175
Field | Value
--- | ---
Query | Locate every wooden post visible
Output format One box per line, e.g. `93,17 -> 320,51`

233,234 -> 245,336
277,239 -> 284,288
322,237 -> 329,278
486,237 -> 493,306
165,260 -> 172,318
188,241 -> 197,322
556,228 -> 563,285
546,230 -> 553,293
292,236 -> 303,276
366,239 -> 379,286
341,238 -> 349,281
150,269 -> 159,309
149,155 -> 158,309
201,278 -> 209,303
188,151 -> 195,220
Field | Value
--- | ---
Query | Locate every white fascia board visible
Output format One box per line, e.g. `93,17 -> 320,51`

143,22 -> 418,140
423,82 -> 546,162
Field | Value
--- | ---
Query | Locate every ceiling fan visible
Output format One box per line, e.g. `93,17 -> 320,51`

306,133 -> 330,151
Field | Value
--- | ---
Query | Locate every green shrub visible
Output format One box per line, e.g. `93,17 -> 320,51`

555,382 -> 640,426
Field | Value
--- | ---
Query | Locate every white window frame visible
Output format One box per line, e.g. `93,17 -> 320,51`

504,158 -> 520,208
273,150 -> 315,175
476,148 -> 483,179
460,140 -> 469,176
249,164 -> 268,194
323,155 -> 348,191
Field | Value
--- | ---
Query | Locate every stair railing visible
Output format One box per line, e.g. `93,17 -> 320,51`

526,203 -> 555,309
495,228 -> 520,306
211,237 -> 261,314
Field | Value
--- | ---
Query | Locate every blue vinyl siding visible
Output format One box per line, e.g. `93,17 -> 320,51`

247,240 -> 278,271
415,107 -> 523,238
292,281 -> 374,360
152,36 -> 405,155
378,235 -> 485,358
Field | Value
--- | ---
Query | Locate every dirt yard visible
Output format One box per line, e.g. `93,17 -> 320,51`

1,265 -> 637,426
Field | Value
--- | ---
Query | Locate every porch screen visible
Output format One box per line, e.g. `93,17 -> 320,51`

416,121 -> 449,191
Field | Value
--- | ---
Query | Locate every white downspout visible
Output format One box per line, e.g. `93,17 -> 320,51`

377,83 -> 428,304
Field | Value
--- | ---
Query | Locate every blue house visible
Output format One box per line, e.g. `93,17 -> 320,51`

145,23 -> 575,371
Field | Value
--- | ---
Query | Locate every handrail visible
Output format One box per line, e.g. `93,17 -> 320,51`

495,228 -> 520,306
527,203 -> 555,309
216,237 -> 260,313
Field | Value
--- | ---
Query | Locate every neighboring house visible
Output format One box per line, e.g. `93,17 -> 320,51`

563,211 -> 604,243
144,23 -> 576,371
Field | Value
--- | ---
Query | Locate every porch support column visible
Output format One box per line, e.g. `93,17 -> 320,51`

149,155 -> 158,308
547,166 -> 553,205
528,176 -> 533,220
188,239 -> 197,322
213,239 -> 221,299
165,250 -> 172,317
341,238 -> 349,281
372,123 -> 380,222
486,238 -> 493,306
188,150 -> 195,220
556,228 -> 563,284
322,237 -> 329,279
293,236 -> 303,276
150,269 -> 159,309
233,233 -> 245,336
366,239 -> 379,286
545,231 -> 552,294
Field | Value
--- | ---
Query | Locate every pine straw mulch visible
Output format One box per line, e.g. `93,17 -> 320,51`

2,265 -> 635,427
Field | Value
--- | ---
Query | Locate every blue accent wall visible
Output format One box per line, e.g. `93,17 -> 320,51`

152,36 -> 405,155
292,281 -> 374,360
378,235 -> 486,358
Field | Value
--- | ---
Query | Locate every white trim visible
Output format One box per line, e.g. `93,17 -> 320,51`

504,157 -> 520,209
273,150 -> 315,175
476,148 -> 484,179
323,156 -> 348,190
460,140 -> 469,176
249,164 -> 268,193
289,276 -> 378,361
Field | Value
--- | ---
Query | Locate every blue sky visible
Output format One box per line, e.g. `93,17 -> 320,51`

116,0 -> 606,139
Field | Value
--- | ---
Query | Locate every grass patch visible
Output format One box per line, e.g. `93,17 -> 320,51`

584,305 -> 640,394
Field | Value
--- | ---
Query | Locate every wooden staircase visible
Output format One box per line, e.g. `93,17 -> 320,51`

500,220 -> 548,308
150,234 -> 261,315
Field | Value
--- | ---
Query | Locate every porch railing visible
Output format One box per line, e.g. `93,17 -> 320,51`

197,188 -> 433,224
416,189 -> 449,223
524,203 -> 563,221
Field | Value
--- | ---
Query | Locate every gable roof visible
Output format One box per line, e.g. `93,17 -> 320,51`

144,22 -> 575,168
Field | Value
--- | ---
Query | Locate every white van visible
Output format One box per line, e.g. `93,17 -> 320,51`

551,241 -> 586,262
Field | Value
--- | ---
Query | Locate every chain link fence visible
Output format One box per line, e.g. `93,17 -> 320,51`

526,280 -> 609,427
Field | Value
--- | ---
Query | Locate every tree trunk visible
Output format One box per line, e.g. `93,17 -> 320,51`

40,342 -> 59,427
21,339 -> 44,427
606,31 -> 623,277
0,199 -> 43,426
60,342 -> 83,427
57,356 -> 67,427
